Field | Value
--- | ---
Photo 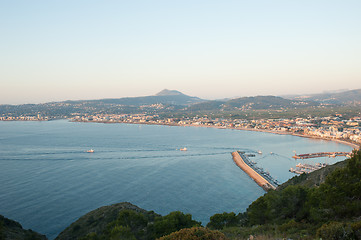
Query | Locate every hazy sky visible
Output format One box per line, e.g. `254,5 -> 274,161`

1,1 -> 361,104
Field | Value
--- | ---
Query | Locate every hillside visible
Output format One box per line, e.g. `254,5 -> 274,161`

55,202 -> 158,240
0,215 -> 47,240
216,149 -> 361,240
56,202 -> 201,240
0,89 -> 204,118
291,88 -> 361,105
69,89 -> 204,106
187,96 -> 318,112
277,160 -> 347,190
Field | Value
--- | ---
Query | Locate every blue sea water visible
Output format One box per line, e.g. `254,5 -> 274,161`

0,120 -> 352,239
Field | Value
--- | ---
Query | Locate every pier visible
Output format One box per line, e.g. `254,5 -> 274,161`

231,151 -> 278,191
292,151 -> 350,159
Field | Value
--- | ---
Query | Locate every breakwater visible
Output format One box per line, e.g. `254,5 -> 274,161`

231,151 -> 278,191
292,151 -> 350,159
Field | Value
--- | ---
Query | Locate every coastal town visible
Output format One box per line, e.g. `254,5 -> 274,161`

2,113 -> 360,147
73,113 -> 361,147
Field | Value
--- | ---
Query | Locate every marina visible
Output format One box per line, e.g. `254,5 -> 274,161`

289,163 -> 328,174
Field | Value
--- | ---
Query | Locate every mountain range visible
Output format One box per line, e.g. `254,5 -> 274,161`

187,95 -> 319,112
64,88 -> 361,110
1,88 -> 360,117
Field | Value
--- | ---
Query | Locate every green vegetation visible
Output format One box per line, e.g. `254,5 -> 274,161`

206,212 -> 245,230
158,227 -> 226,240
0,215 -> 47,240
62,209 -> 200,240
208,149 -> 361,239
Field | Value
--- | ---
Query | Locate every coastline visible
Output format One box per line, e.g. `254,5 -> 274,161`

70,119 -> 360,150
4,118 -> 358,150
234,127 -> 360,150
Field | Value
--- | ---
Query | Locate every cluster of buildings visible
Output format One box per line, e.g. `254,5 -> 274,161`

1,112 -> 360,146
70,113 -> 361,146
0,115 -> 49,121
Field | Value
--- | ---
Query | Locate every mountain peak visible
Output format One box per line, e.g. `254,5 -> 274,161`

155,89 -> 184,96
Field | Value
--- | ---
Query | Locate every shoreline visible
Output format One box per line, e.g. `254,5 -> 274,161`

70,119 -> 360,150
4,118 -> 359,150
233,127 -> 360,150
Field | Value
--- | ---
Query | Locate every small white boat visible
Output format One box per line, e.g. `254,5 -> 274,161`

87,149 -> 94,153
180,147 -> 187,151
258,150 -> 262,154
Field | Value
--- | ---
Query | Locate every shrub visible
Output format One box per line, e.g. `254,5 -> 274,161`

317,222 -> 354,240
207,212 -> 238,230
157,227 -> 227,240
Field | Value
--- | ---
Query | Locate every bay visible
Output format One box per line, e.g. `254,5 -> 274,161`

0,120 -> 352,239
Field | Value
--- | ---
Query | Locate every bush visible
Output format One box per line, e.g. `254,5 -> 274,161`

154,211 -> 201,238
157,227 -> 227,240
317,222 -> 354,240
207,212 -> 238,230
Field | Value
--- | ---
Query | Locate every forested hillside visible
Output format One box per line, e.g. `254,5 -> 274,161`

208,149 -> 361,239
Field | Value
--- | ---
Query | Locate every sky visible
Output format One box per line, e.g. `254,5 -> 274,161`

1,1 -> 361,104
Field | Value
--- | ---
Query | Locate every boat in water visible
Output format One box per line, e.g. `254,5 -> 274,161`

180,147 -> 187,151
87,149 -> 94,153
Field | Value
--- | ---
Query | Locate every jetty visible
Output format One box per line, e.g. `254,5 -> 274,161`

231,151 -> 278,191
292,151 -> 350,159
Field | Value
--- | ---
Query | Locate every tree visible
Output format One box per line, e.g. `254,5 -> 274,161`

154,211 -> 201,238
207,212 -> 238,230
158,227 -> 227,240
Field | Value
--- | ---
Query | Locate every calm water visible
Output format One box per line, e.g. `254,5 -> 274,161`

0,120 -> 352,239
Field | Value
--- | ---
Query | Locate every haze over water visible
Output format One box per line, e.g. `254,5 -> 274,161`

0,120 -> 352,239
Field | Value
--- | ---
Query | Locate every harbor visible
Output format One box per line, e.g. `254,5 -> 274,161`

231,151 -> 279,191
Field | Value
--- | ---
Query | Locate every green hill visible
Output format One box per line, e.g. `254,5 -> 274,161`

56,202 -> 201,240
292,88 -> 361,105
187,96 -> 318,112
